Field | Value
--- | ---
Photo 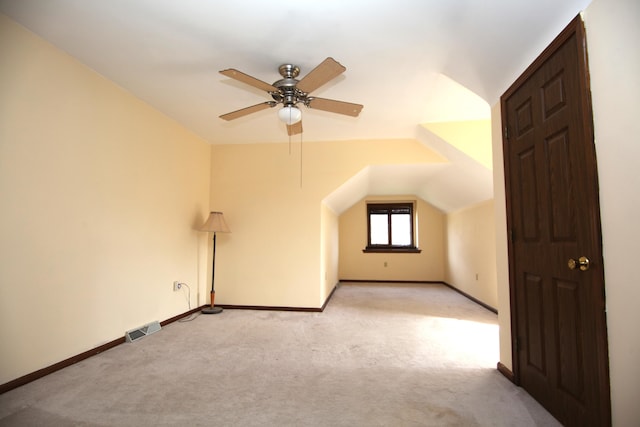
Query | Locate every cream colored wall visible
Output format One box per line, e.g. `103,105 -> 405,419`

338,196 -> 445,281
0,15 -> 211,384
445,200 -> 497,309
320,203 -> 339,302
584,0 -> 640,424
493,1 -> 640,423
209,140 -> 445,308
491,102 -> 512,371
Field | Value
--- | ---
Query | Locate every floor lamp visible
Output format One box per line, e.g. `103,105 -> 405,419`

200,211 -> 230,314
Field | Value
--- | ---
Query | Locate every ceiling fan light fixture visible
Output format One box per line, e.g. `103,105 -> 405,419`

278,105 -> 302,125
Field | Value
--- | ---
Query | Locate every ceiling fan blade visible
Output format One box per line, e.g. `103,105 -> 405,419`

219,69 -> 278,92
307,98 -> 363,117
219,102 -> 275,121
287,121 -> 303,136
296,57 -> 346,93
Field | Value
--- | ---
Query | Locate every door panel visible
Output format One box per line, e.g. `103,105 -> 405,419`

517,148 -> 540,241
501,16 -> 610,427
524,273 -> 545,373
547,131 -> 574,241
555,278 -> 583,399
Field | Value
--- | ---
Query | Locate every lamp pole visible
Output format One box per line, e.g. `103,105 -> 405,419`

201,212 -> 229,314
202,231 -> 223,314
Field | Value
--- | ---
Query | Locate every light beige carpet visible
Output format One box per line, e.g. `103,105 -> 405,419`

0,283 -> 560,426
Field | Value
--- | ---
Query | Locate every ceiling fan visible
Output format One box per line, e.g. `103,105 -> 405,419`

218,57 -> 363,136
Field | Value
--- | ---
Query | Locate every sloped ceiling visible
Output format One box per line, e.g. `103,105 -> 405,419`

323,126 -> 494,214
0,0 -> 592,212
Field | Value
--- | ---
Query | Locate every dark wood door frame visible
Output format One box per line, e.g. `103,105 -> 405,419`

501,15 -> 611,426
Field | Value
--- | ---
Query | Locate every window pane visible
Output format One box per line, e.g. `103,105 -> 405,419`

390,206 -> 411,214
391,213 -> 411,245
370,214 -> 389,245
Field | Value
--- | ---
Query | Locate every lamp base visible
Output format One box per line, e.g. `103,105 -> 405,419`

202,290 -> 223,314
201,306 -> 223,314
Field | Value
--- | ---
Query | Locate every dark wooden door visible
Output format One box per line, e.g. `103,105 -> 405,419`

501,16 -> 610,427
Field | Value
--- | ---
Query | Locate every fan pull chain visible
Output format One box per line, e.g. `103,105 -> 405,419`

299,132 -> 304,188
288,107 -> 292,155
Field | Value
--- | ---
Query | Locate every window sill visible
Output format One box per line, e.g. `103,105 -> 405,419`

363,247 -> 422,253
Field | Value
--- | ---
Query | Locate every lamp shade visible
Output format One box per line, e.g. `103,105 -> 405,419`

277,106 -> 302,125
200,211 -> 230,233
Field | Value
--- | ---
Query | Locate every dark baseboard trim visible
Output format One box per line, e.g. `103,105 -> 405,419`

209,283 -> 342,313
339,279 -> 445,284
0,337 -> 124,395
216,304 -> 322,313
217,304 -> 322,313
440,281 -> 498,314
321,282 -> 340,311
497,362 -> 515,383
160,306 -> 203,326
0,306 -> 204,395
340,279 -> 498,314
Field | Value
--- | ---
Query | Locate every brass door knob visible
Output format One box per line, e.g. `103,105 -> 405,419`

568,256 -> 590,271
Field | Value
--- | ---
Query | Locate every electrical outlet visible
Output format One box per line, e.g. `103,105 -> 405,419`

173,281 -> 181,291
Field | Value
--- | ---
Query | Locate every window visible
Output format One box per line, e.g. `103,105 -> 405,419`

364,202 -> 421,253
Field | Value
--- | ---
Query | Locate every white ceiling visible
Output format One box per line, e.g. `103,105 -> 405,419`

0,0 -> 592,212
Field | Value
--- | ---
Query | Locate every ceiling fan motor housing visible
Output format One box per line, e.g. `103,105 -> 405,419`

278,64 -> 300,79
271,64 -> 308,107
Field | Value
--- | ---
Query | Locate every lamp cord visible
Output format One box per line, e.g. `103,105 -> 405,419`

178,283 -> 200,322
183,283 -> 191,310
